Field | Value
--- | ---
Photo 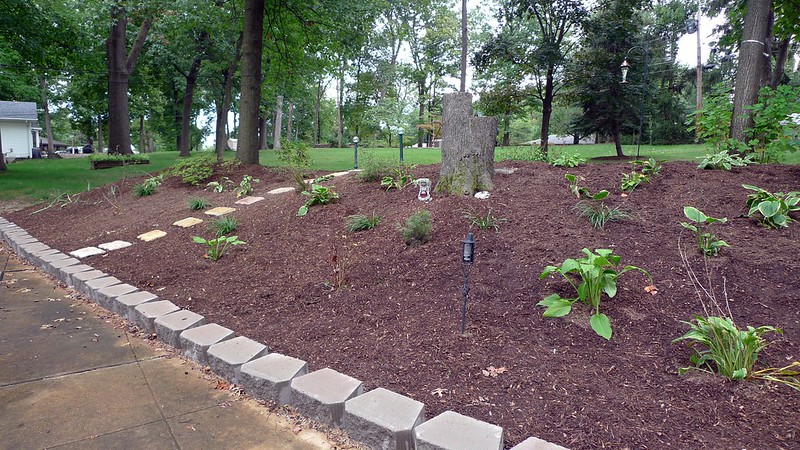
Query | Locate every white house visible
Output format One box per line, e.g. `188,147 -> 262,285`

0,101 -> 41,159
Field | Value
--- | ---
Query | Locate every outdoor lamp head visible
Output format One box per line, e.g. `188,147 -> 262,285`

462,232 -> 475,263
620,59 -> 631,84
352,136 -> 359,144
398,128 -> 404,136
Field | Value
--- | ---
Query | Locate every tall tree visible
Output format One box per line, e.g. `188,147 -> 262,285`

106,2 -> 153,154
237,0 -> 265,164
460,0 -> 468,92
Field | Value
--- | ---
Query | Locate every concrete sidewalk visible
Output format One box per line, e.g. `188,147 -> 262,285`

0,253 -> 355,450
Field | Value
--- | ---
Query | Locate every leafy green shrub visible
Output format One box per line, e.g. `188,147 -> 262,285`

380,164 -> 416,191
680,206 -> 729,256
549,152 -> 586,168
397,210 -> 432,246
89,153 -> 150,163
346,212 -> 381,232
187,196 -> 210,211
169,153 -> 216,185
573,190 -> 628,229
673,315 -> 781,380
297,184 -> 339,216
235,175 -> 260,198
538,248 -> 651,340
502,147 -> 548,162
357,152 -> 396,182
620,171 -> 649,192
743,184 -> 800,228
209,216 -> 240,236
192,235 -> 246,260
276,139 -> 311,168
697,150 -> 754,170
463,208 -> 506,232
133,175 -> 163,197
747,85 -> 800,162
633,158 -> 663,177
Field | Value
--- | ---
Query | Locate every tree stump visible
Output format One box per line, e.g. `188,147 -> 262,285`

436,92 -> 498,195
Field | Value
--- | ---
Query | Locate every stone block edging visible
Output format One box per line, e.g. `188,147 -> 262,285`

0,217 -> 568,450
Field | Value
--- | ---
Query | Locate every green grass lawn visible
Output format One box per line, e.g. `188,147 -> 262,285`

2,144 -> 797,208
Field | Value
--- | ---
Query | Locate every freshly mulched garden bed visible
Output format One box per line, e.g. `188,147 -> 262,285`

7,160 -> 800,449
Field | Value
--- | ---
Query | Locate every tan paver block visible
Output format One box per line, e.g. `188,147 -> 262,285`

137,230 -> 167,242
268,187 -> 295,194
173,217 -> 204,228
204,207 -> 236,217
235,196 -> 264,205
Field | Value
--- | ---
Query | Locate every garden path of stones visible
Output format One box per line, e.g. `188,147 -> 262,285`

1,169 -> 563,450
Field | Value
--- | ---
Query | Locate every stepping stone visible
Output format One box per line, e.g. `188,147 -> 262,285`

154,310 -> 205,349
179,323 -> 235,366
173,217 -> 204,228
342,388 -> 425,450
235,196 -> 264,205
268,187 -> 295,194
290,368 -> 363,426
511,437 -> 569,450
204,206 -> 236,217
98,240 -> 132,251
113,291 -> 158,321
415,411 -> 503,450
207,336 -> 268,384
134,300 -> 180,334
137,230 -> 167,242
240,353 -> 308,404
70,246 -> 106,259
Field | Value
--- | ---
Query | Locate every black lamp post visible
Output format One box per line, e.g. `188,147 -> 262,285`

352,136 -> 359,169
460,232 -> 475,335
620,45 -> 649,159
398,128 -> 404,163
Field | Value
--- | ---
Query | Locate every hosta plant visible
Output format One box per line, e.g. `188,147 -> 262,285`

297,184 -> 339,216
742,184 -> 800,228
680,206 -> 729,256
133,175 -> 164,197
206,177 -> 233,193
549,152 -> 586,168
538,248 -> 651,340
632,158 -> 663,177
565,173 -> 590,199
673,315 -> 781,380
697,150 -> 754,170
192,235 -> 245,260
235,175 -> 260,198
380,165 -> 416,191
620,171 -> 649,192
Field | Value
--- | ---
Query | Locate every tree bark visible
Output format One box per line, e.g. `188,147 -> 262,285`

436,92 -> 498,195
337,62 -> 344,148
97,116 -> 104,153
0,128 -> 6,171
731,0 -> 772,144
39,76 -> 53,154
502,113 -> 510,146
273,94 -> 283,151
215,35 -> 241,162
417,81 -> 425,147
139,116 -> 146,153
287,100 -> 294,142
771,37 -> 791,88
178,56 -> 202,157
539,69 -> 555,156
314,79 -> 322,145
459,0 -> 467,92
258,115 -> 267,149
237,0 -> 265,164
106,4 -> 152,155
613,120 -> 624,157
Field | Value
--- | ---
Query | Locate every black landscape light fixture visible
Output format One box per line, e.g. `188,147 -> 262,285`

352,136 -> 359,169
398,127 -> 405,163
620,45 -> 649,159
460,232 -> 475,335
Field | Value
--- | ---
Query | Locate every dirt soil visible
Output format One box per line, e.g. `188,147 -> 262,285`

7,160 -> 800,449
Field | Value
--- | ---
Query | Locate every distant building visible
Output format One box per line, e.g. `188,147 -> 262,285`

0,101 -> 41,159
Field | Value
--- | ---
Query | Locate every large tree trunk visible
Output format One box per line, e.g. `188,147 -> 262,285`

314,79 -> 322,145
337,63 -> 344,148
0,128 -> 6,171
237,0 -> 265,164
97,116 -> 104,153
39,76 -> 53,154
612,120 -> 625,157
502,113 -> 510,146
179,56 -> 202,157
731,0 -> 772,144
258,115 -> 267,149
771,37 -> 791,88
139,116 -> 146,153
539,70 -> 555,156
106,4 -> 152,155
459,0 -> 467,92
436,92 -> 498,195
417,81 -> 425,147
273,94 -> 283,151
215,36 -> 241,161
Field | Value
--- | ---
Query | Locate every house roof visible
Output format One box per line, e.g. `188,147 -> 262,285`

0,101 -> 39,121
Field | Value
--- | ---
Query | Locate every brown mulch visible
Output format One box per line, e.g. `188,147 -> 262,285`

7,160 -> 800,449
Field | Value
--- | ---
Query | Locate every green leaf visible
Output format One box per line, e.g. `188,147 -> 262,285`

559,258 -> 580,274
192,236 -> 207,244
731,368 -> 747,380
758,201 -> 780,218
592,190 -> 609,200
680,222 -> 698,232
603,277 -> 617,298
297,205 -> 309,216
537,294 -> 573,317
683,206 -> 707,223
539,265 -> 558,279
590,313 -> 612,340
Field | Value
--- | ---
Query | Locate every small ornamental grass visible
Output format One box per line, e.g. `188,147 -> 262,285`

539,248 -> 651,340
463,208 -> 506,232
397,210 -> 432,246
209,216 -> 239,236
574,190 -> 629,229
346,212 -> 381,232
187,196 -> 210,211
